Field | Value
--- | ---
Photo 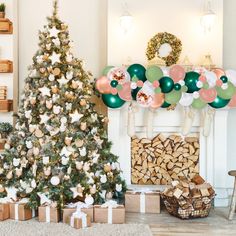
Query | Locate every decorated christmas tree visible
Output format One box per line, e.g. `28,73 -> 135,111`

0,1 -> 125,208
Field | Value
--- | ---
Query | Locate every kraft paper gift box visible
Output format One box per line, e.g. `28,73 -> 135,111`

94,201 -> 125,224
66,211 -> 91,229
62,202 -> 94,223
125,190 -> 160,213
38,206 -> 60,223
0,203 -> 10,221
9,203 -> 33,221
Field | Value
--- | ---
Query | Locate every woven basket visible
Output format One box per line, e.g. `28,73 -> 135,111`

161,194 -> 215,219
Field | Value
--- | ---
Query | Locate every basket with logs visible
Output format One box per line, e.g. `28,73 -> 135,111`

161,175 -> 215,219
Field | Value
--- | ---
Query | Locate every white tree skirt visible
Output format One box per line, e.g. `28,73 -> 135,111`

0,219 -> 152,236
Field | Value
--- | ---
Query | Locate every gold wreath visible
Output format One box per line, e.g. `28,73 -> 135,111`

146,32 -> 182,66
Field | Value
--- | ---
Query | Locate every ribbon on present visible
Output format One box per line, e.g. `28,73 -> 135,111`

45,206 -> 50,223
70,210 -> 87,228
130,189 -> 155,213
101,200 -> 118,224
0,197 -> 13,203
66,201 -> 91,210
14,198 -> 29,221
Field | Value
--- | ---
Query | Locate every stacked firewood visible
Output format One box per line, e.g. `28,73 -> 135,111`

131,134 -> 200,185
162,175 -> 215,219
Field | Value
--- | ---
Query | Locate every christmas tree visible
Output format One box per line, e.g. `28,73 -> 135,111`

0,0 -> 126,208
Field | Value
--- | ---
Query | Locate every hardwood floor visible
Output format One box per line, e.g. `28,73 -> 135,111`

126,208 -> 236,236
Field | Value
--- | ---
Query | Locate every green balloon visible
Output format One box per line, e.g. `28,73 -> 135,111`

209,96 -> 230,109
110,80 -> 118,88
161,101 -> 171,108
131,88 -> 140,100
154,87 -> 162,94
184,71 -> 200,93
220,76 -> 228,83
145,65 -> 163,83
203,83 -> 210,89
174,83 -> 181,91
127,64 -> 146,82
165,90 -> 182,105
216,82 -> 236,99
102,66 -> 114,76
102,94 -> 125,109
181,85 -> 188,92
191,98 -> 207,109
116,84 -> 123,91
159,77 -> 174,93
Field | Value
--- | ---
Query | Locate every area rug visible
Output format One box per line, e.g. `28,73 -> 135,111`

0,219 -> 152,236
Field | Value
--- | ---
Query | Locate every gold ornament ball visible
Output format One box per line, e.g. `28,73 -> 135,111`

80,122 -> 87,131
53,68 -> 61,76
51,86 -> 59,94
104,164 -> 112,173
80,99 -> 86,106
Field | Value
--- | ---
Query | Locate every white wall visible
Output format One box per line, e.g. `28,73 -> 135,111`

0,0 -> 14,123
107,0 -> 223,66
18,0 -> 107,92
223,0 -> 236,187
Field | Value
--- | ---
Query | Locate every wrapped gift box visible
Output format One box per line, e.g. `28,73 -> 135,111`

0,203 -> 10,221
38,206 -> 60,223
66,213 -> 91,229
9,203 -> 33,221
125,190 -> 160,213
94,202 -> 125,224
62,205 -> 94,223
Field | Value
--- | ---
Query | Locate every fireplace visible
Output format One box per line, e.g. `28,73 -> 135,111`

108,104 -> 230,207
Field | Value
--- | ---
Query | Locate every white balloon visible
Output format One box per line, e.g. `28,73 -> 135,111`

179,93 -> 194,106
161,66 -> 170,76
136,81 -> 154,108
226,69 -> 236,86
205,71 -> 217,88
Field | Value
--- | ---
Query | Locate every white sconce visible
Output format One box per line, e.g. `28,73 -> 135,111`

201,0 -> 216,32
119,3 -> 133,34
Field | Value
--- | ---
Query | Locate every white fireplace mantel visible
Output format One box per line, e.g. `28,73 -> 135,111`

108,103 -> 230,207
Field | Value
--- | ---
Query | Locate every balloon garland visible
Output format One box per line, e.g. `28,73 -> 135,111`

146,32 -> 182,66
96,64 -> 236,110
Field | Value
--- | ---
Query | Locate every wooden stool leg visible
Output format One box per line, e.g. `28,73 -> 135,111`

229,177 -> 236,220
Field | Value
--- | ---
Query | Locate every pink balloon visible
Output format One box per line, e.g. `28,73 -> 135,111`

216,79 -> 223,87
169,65 -> 186,83
199,75 -> 207,83
96,76 -> 111,94
118,82 -> 132,101
150,93 -> 165,109
153,80 -> 160,88
212,68 -> 225,79
137,80 -> 144,88
199,88 -> 217,103
111,87 -> 118,95
228,94 -> 236,108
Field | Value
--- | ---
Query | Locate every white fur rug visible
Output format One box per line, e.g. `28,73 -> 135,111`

0,219 -> 152,236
